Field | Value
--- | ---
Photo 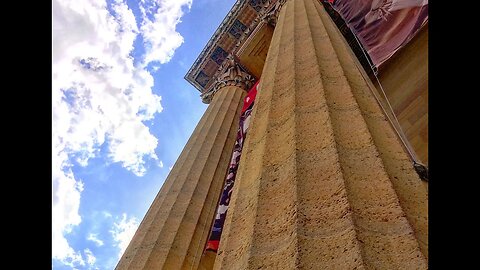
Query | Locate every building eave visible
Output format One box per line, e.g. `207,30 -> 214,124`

185,0 -> 278,96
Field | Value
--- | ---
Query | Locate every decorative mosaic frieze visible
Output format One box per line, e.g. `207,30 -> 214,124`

194,71 -> 210,88
210,46 -> 229,65
248,0 -> 269,12
228,19 -> 248,40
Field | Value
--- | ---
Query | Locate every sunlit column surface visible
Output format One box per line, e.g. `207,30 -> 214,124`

115,56 -> 252,270
213,0 -> 428,269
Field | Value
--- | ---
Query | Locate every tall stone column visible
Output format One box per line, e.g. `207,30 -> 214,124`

115,56 -> 254,270
214,0 -> 428,269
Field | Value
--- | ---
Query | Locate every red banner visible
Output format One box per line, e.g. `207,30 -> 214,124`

205,80 -> 259,252
327,0 -> 428,67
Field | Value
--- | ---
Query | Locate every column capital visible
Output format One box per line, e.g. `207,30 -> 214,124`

201,55 -> 255,104
261,0 -> 287,27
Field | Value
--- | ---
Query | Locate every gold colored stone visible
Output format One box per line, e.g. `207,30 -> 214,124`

237,21 -> 274,79
116,0 -> 427,268
213,0 -> 427,269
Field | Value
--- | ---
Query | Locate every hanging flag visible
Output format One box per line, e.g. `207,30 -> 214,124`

325,0 -> 428,67
205,80 -> 259,253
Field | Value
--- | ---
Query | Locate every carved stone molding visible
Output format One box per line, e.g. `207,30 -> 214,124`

201,55 -> 255,104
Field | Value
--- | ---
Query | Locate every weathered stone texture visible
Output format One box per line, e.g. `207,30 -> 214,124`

213,0 -> 428,269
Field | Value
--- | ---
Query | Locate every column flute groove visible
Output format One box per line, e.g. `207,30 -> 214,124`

308,0 -> 427,267
313,0 -> 428,258
213,3 -> 292,269
182,90 -> 244,269
116,88 -> 223,270
166,88 -> 245,269
116,55 -> 251,269
248,0 -> 300,268
293,0 -> 368,268
128,88 -> 230,269
142,89 -> 242,269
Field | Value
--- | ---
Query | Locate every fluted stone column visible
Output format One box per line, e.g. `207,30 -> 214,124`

214,0 -> 428,269
115,56 -> 254,270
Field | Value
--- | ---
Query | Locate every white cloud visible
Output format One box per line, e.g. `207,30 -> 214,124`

139,0 -> 193,66
87,233 -> 104,247
84,248 -> 97,266
110,213 -> 140,259
52,0 -> 191,268
52,152 -> 85,267
158,160 -> 164,168
103,211 -> 113,218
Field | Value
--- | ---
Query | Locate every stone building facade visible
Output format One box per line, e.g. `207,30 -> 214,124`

116,0 -> 428,269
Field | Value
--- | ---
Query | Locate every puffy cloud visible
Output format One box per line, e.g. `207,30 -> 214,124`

87,233 -> 104,247
84,248 -> 97,266
52,151 -> 85,267
139,0 -> 193,65
110,213 -> 140,259
52,0 -> 191,267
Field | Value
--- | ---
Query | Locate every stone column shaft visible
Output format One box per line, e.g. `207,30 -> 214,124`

214,0 -> 427,269
115,85 -> 246,270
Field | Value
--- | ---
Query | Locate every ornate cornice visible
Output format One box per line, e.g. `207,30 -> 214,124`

229,1 -> 277,56
185,0 -> 286,103
201,55 -> 255,104
184,0 -> 248,93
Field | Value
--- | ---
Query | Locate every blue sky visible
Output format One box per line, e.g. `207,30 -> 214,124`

52,0 -> 236,269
